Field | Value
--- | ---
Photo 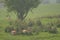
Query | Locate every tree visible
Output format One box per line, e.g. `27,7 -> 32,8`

5,0 -> 40,20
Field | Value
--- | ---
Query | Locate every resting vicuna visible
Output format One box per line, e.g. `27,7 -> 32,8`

22,28 -> 32,35
11,30 -> 16,35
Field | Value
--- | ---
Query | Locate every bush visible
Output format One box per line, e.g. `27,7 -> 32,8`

52,27 -> 58,33
47,26 -> 57,33
5,26 -> 14,33
14,19 -> 28,34
43,23 -> 58,34
27,19 -> 34,27
56,20 -> 60,28
48,26 -> 58,34
36,19 -> 42,26
6,19 -> 34,35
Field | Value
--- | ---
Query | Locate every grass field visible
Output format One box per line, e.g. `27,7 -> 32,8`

26,4 -> 60,19
0,4 -> 60,40
0,31 -> 60,40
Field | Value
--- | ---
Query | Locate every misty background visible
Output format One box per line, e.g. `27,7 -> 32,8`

41,0 -> 60,4
0,0 -> 60,8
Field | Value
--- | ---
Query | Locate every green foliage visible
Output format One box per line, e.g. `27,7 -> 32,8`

48,26 -> 58,34
43,23 -> 58,34
36,19 -> 42,26
5,0 -> 40,20
5,26 -> 14,33
5,18 -> 59,35
55,19 -> 60,28
27,19 -> 34,27
15,19 -> 28,34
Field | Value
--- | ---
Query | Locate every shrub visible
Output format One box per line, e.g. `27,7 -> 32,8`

14,19 -> 27,34
42,23 -> 52,32
43,23 -> 58,34
5,26 -> 14,33
27,19 -> 34,27
56,20 -> 60,28
36,19 -> 42,26
5,19 -> 34,35
47,26 -> 57,33
32,25 -> 42,35
52,27 -> 58,33
48,26 -> 58,34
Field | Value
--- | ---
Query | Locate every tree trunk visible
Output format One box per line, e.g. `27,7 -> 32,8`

17,12 -> 24,20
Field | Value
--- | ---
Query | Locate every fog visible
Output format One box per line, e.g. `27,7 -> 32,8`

41,0 -> 60,4
0,3 -> 4,8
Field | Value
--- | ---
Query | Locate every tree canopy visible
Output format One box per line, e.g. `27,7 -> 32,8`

5,0 -> 40,20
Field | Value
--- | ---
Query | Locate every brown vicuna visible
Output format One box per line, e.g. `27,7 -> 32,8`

11,30 -> 16,35
22,27 -> 32,35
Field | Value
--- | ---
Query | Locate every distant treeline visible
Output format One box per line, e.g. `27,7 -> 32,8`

41,0 -> 60,4
40,15 -> 60,18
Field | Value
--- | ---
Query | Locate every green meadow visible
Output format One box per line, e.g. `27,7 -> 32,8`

0,4 -> 60,40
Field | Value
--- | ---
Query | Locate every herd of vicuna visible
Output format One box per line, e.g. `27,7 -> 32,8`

11,29 -> 32,35
5,26 -> 33,35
